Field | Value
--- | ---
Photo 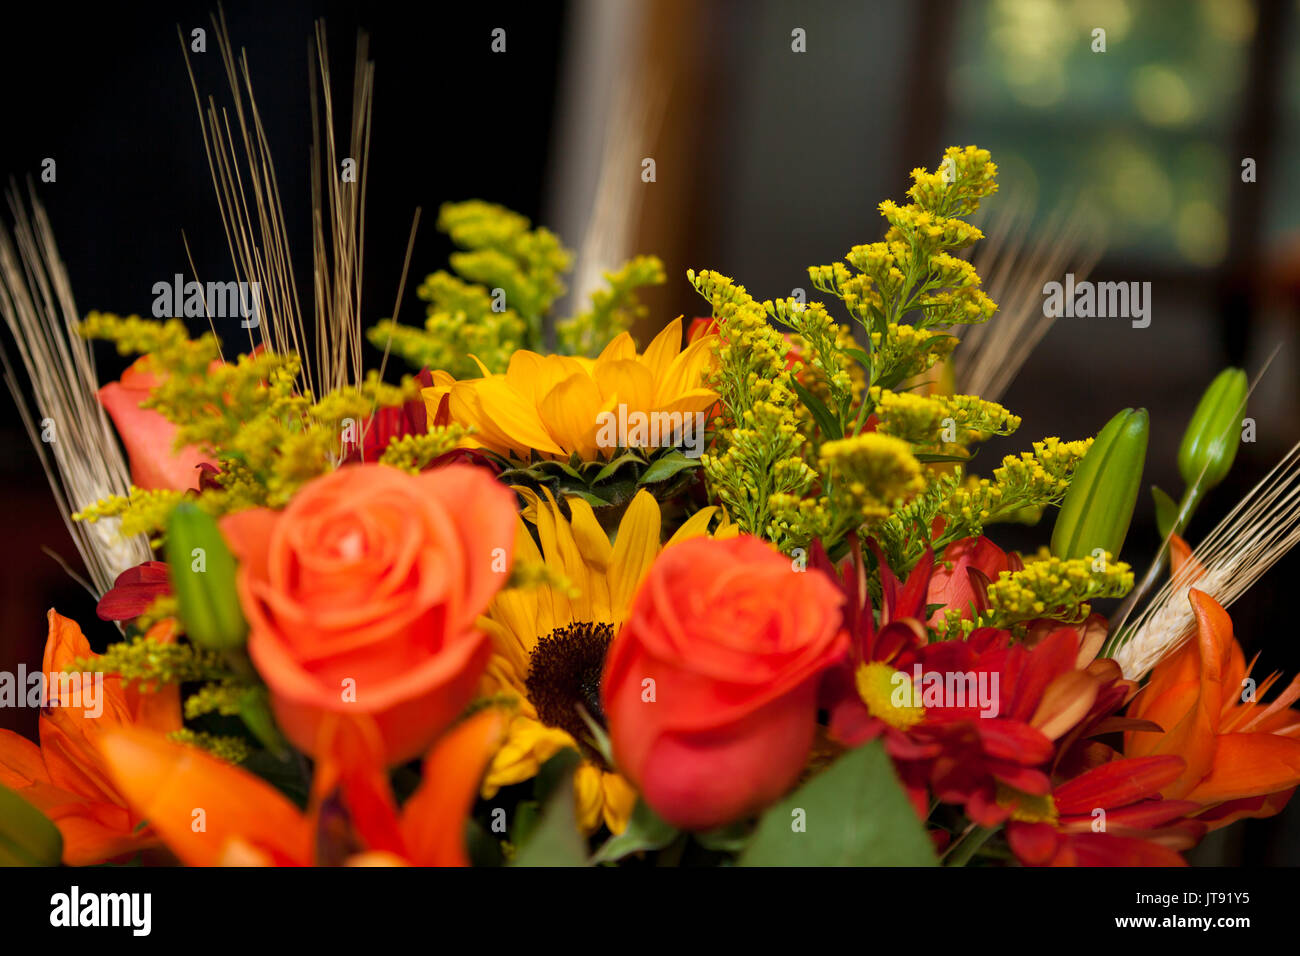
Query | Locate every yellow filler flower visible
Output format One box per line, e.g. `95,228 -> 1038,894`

421,318 -> 718,461
479,486 -> 730,834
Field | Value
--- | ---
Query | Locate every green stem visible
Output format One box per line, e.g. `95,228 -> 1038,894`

944,824 -> 997,866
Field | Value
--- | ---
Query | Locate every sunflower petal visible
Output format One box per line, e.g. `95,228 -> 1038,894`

656,336 -> 716,406
640,317 -> 684,382
597,332 -> 637,363
608,491 -> 663,621
539,373 -> 606,460
665,506 -> 719,546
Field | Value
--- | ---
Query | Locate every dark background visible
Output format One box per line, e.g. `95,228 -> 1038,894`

0,0 -> 565,715
3,0 -> 1300,865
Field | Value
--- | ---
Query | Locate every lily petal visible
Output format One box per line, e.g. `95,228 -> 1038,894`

96,726 -> 311,866
399,708 -> 507,866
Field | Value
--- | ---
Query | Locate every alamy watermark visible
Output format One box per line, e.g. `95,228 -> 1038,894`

595,404 -> 707,458
892,665 -> 1000,718
152,274 -> 261,328
1042,273 -> 1151,328
0,666 -> 104,718
50,886 -> 151,936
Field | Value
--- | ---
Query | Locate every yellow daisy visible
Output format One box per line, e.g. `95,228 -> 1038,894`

478,485 -> 729,834
421,318 -> 718,461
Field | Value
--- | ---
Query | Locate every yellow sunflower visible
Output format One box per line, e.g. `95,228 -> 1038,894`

478,485 -> 730,834
421,318 -> 718,461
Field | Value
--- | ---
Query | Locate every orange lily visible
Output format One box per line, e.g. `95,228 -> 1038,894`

95,707 -> 506,866
1125,584 -> 1300,827
0,610 -> 181,865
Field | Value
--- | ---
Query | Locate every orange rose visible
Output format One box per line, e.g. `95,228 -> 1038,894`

602,535 -> 847,830
220,463 -> 516,763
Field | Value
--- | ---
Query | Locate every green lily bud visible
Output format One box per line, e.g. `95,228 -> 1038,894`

1051,407 -> 1148,562
1177,367 -> 1247,493
164,502 -> 248,650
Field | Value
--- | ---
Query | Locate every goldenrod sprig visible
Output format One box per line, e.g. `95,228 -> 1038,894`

689,269 -> 817,549
183,681 -> 248,720
68,636 -> 233,691
807,146 -> 999,433
876,437 -> 1092,572
985,553 -> 1134,626
379,425 -> 465,473
873,389 -> 1020,452
167,729 -> 250,764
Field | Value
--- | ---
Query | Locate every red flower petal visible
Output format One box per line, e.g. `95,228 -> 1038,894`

987,760 -> 1050,795
1007,821 -> 1061,865
1067,832 -> 1188,867
96,561 -> 171,621
976,719 -> 1053,765
1053,755 -> 1186,815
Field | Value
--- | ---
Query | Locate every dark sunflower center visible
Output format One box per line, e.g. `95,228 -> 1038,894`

526,621 -> 613,762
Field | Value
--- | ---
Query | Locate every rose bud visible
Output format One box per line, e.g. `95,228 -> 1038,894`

602,535 -> 847,830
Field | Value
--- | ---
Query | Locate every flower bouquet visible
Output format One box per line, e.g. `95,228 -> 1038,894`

1,24 -> 1298,872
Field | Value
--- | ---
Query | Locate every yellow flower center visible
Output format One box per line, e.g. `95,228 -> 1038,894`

996,783 -> 1059,824
855,661 -> 925,730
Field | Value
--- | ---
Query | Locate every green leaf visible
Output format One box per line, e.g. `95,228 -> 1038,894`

1151,485 -> 1179,541
511,800 -> 541,847
640,451 -> 700,485
792,381 -> 843,441
527,460 -> 581,481
236,685 -> 290,760
575,704 -> 614,768
843,346 -> 873,369
466,818 -> 504,867
0,783 -> 63,866
590,799 -> 679,864
511,750 -> 588,867
496,464 -> 540,482
892,379 -> 939,393
592,451 -> 646,484
738,740 -> 937,866
693,821 -> 752,854
568,489 -> 612,508
913,452 -> 972,464
873,369 -> 908,390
